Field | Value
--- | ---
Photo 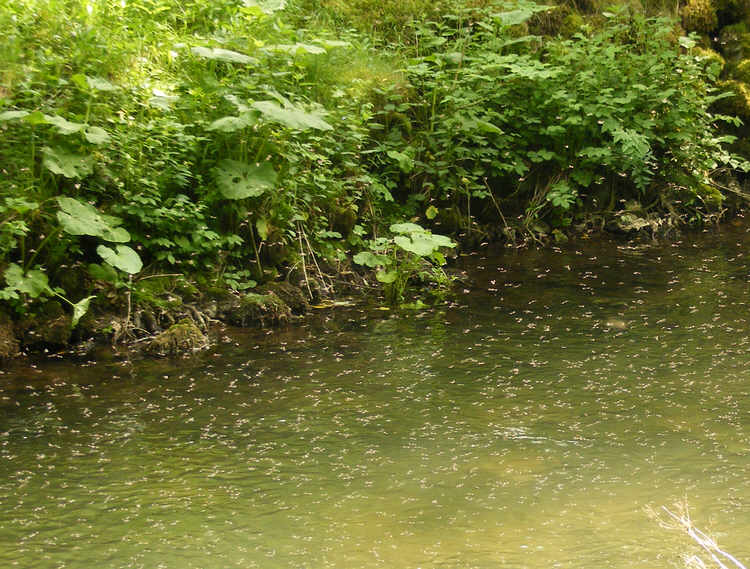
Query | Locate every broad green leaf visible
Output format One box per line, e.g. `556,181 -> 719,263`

376,270 -> 398,284
97,244 -> 143,274
44,114 -> 85,135
315,39 -> 350,49
386,150 -> 414,173
353,251 -> 390,268
4,264 -> 52,298
88,262 -> 119,283
84,126 -> 111,144
71,295 -> 95,327
56,197 -> 129,241
252,100 -> 332,131
86,76 -> 119,91
42,147 -> 93,179
425,205 -> 439,220
206,111 -> 259,132
268,43 -> 326,55
101,226 -> 131,243
71,73 -> 89,91
389,222 -> 424,235
215,159 -> 277,199
149,93 -> 179,110
191,46 -> 257,64
394,234 -> 440,257
493,5 -> 552,27
24,110 -> 48,125
243,0 -> 286,14
0,110 -> 29,121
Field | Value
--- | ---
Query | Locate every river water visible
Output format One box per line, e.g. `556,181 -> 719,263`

2,227 -> 750,568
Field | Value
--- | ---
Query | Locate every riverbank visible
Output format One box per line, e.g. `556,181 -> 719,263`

2,0 -> 750,361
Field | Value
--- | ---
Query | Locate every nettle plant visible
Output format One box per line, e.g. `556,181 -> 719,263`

353,222 -> 456,304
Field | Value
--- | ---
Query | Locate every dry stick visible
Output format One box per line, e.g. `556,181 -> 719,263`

297,224 -> 313,300
484,178 -> 512,234
300,224 -> 329,293
662,506 -> 747,569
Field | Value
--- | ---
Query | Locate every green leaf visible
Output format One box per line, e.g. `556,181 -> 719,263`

376,269 -> 398,283
353,251 -> 390,268
191,46 -> 257,64
56,197 -> 129,241
4,264 -> 52,298
42,147 -> 93,179
425,205 -> 439,220
97,244 -> 143,274
44,114 -> 85,135
243,0 -> 286,14
206,111 -> 259,132
71,296 -> 95,327
24,110 -> 48,125
86,76 -> 119,91
386,150 -> 414,173
0,110 -> 29,121
389,222 -> 425,234
101,226 -> 131,243
394,234 -> 439,256
256,218 -> 270,240
267,43 -> 326,55
88,263 -> 119,283
83,126 -> 111,144
215,159 -> 277,199
252,100 -> 332,131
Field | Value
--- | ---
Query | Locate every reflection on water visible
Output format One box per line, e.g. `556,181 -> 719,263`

2,228 -> 750,568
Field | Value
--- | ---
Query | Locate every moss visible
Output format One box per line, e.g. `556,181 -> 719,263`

681,0 -> 718,33
694,47 -> 725,80
729,58 -> 750,83
0,312 -> 19,359
712,79 -> 750,122
16,301 -> 72,349
226,292 -> 292,327
715,0 -> 750,25
718,22 -> 750,63
261,282 -> 310,315
145,318 -> 208,356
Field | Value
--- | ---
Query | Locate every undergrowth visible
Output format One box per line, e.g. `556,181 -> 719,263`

0,0 -> 746,325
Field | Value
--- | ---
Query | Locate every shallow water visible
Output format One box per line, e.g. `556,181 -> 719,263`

2,227 -> 750,568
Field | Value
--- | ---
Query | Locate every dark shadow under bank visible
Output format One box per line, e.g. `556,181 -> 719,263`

2,213 -> 749,366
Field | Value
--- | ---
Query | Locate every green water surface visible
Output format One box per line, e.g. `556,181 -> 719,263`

2,228 -> 750,568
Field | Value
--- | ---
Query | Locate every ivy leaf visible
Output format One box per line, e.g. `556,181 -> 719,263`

42,147 -> 93,179
252,100 -> 332,131
215,159 -> 277,199
97,244 -> 143,274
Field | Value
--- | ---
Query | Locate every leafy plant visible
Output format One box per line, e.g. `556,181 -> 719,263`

354,222 -> 455,303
